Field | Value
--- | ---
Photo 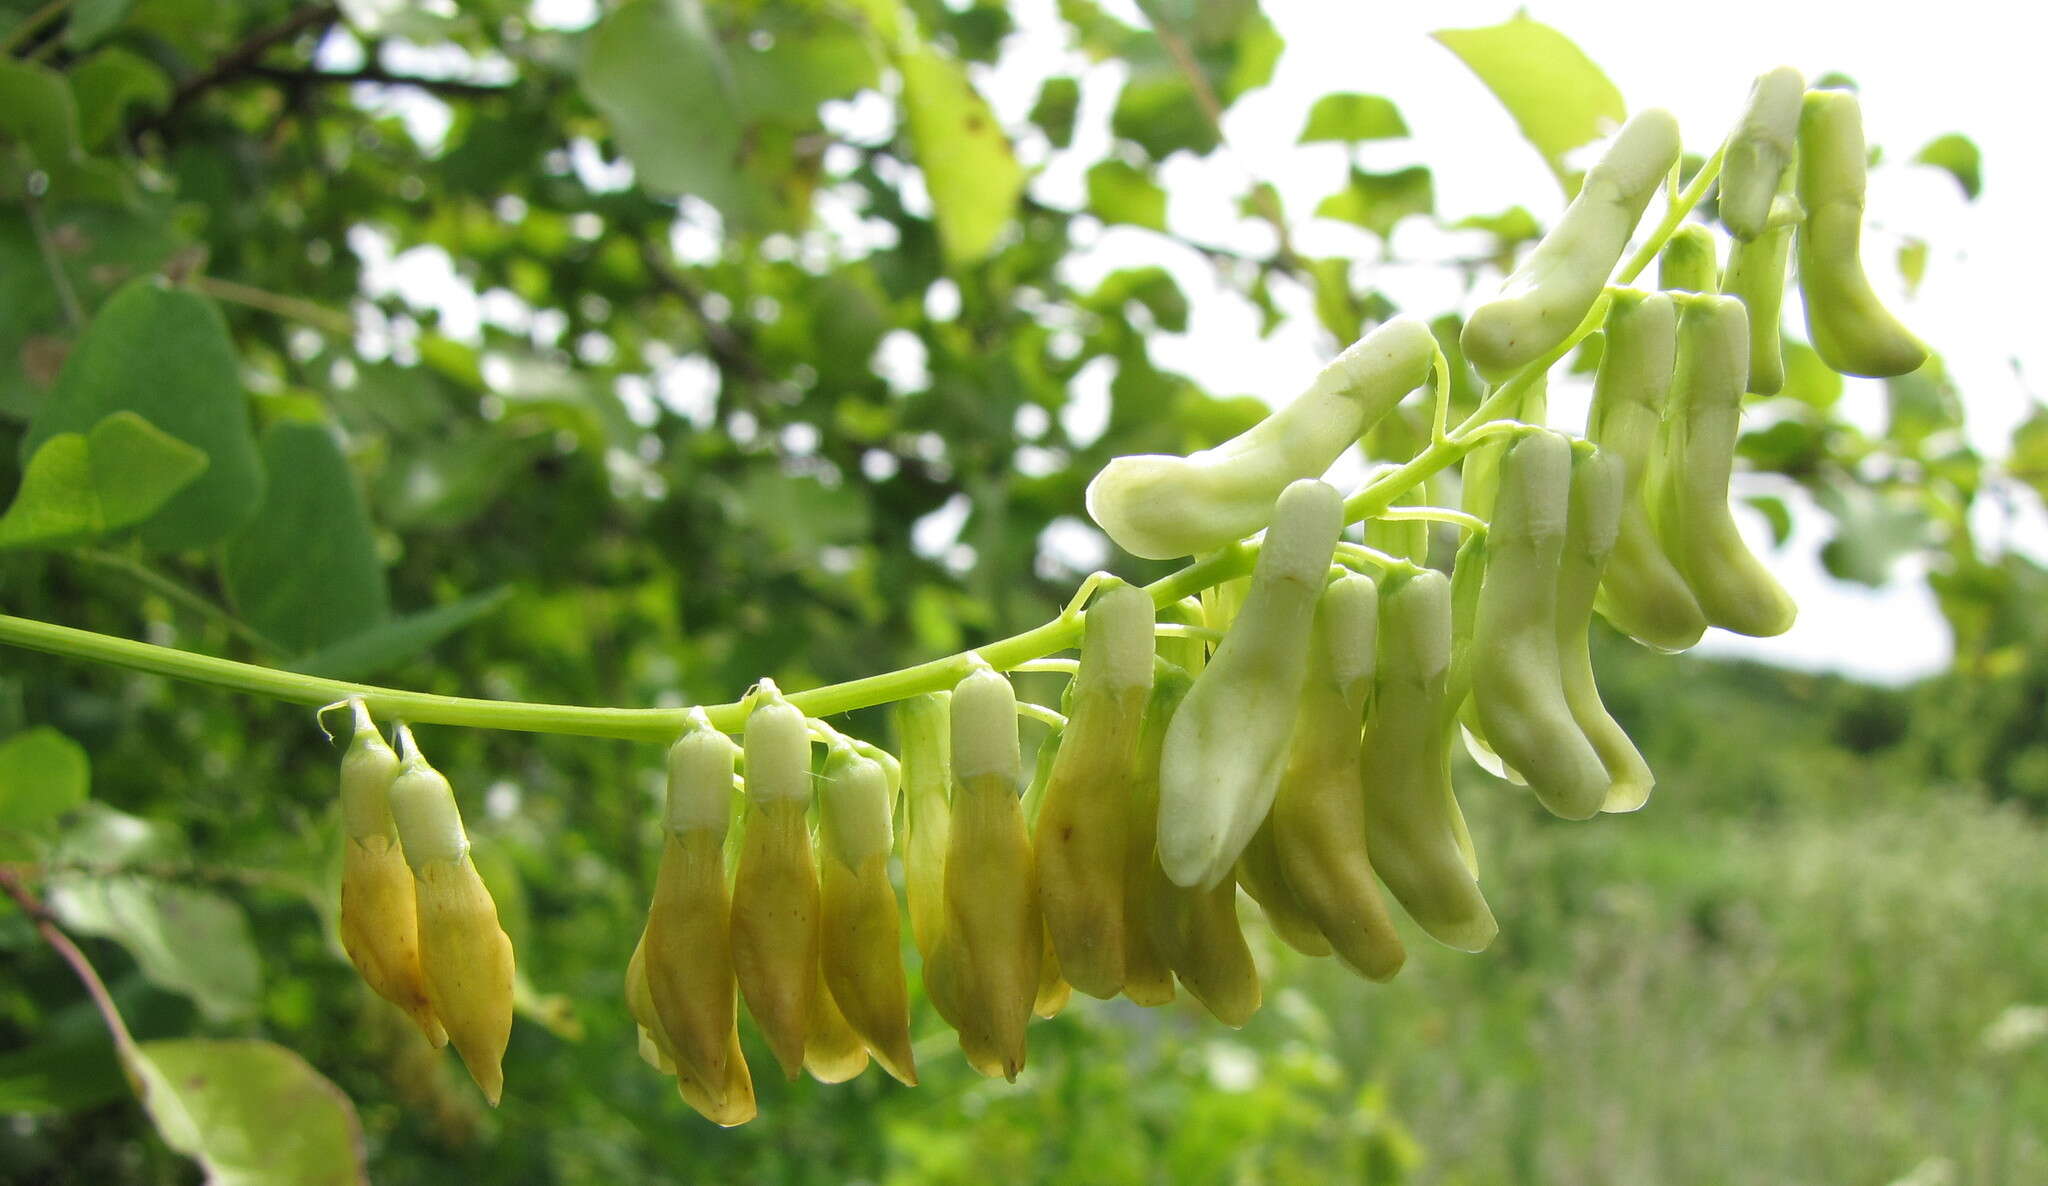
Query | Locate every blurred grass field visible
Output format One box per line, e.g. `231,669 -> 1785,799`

823,644 -> 2048,1186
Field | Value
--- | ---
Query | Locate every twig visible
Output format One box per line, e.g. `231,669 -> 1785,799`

189,274 -> 355,337
0,867 -> 138,1054
1,0 -> 73,56
1132,1 -> 1306,272
636,239 -> 764,383
245,63 -> 513,98
161,4 -> 340,119
24,190 -> 84,329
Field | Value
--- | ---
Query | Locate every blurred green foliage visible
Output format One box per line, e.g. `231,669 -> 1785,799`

0,1 -> 2041,1183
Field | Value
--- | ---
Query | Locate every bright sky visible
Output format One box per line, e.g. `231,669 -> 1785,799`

395,1 -> 2048,683
966,0 -> 2048,683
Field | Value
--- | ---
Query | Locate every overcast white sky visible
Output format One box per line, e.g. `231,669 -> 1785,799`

429,2 -> 2048,683
960,0 -> 2048,683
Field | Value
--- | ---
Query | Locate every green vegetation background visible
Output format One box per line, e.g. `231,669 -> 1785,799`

0,2 -> 2041,1184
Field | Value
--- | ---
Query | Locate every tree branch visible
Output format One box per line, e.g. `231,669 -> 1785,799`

162,3 -> 341,119
245,63 -> 513,98
636,239 -> 766,384
1131,0 -> 1306,272
0,867 -> 138,1055
0,0 -> 73,57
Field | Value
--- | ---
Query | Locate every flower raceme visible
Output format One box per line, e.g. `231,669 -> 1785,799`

320,68 -> 1932,1124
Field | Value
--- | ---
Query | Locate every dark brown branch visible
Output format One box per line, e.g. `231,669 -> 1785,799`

636,238 -> 766,384
162,3 -> 341,118
245,63 -> 513,98
0,866 -> 139,1054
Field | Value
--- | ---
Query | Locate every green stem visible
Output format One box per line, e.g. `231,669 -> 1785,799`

1014,701 -> 1067,730
1334,542 -> 1422,577
24,191 -> 84,330
1344,430 -> 1482,524
1616,140 -> 1727,285
1376,131 -> 1727,516
0,149 -> 1730,747
1010,658 -> 1080,675
1375,505 -> 1487,534
188,275 -> 356,337
0,549 -> 1258,741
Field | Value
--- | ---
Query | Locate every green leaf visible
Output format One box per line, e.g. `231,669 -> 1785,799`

23,282 -> 264,550
1432,15 -> 1626,191
1778,341 -> 1844,412
0,58 -> 126,201
734,469 -> 871,566
51,802 -> 179,867
900,45 -> 1023,267
579,0 -> 755,219
1897,238 -> 1928,296
288,587 -> 512,681
69,47 -> 171,148
2008,406 -> 2048,504
1914,132 -> 1981,199
1308,257 -> 1361,343
1298,93 -> 1408,143
1314,165 -> 1433,240
1886,357 -> 1962,450
1220,11 -> 1283,100
1816,481 -> 1927,586
0,726 -> 89,835
579,0 -> 871,230
1029,75 -> 1080,148
1746,495 -> 1794,547
48,874 -> 263,1022
1112,66 -> 1217,159
65,0 -> 137,47
221,423 -> 388,653
336,0 -> 459,40
0,57 -> 80,177
1085,159 -> 1167,231
1738,417 -> 1824,476
1087,267 -> 1188,333
0,411 -> 208,549
0,1033 -> 126,1115
0,200 -> 188,419
128,1039 -> 367,1186
1454,205 -> 1541,245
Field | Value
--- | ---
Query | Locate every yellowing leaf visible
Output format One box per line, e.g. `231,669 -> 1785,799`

900,46 -> 1023,267
128,1039 -> 367,1186
1432,15 -> 1626,192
